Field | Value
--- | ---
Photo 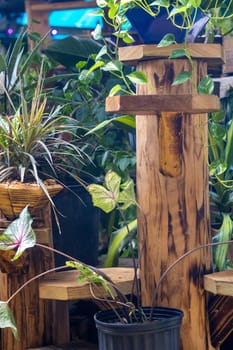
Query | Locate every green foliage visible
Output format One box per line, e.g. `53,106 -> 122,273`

88,171 -> 137,265
209,99 -> 233,271
172,71 -> 191,86
66,261 -> 115,299
0,302 -> 18,340
88,171 -> 136,213
214,213 -> 233,271
0,206 -> 36,260
0,65 -> 86,185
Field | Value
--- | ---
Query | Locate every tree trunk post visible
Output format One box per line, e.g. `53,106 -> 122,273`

106,44 -> 223,350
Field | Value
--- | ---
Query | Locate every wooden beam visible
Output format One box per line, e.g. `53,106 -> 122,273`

106,94 -> 219,114
204,271 -> 233,296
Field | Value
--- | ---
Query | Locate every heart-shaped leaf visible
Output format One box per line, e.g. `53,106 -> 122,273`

0,206 -> 36,260
0,302 -> 19,339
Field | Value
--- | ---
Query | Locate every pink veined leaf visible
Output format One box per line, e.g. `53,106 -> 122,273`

0,206 -> 36,260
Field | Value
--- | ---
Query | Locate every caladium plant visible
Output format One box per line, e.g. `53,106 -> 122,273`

0,206 -> 36,261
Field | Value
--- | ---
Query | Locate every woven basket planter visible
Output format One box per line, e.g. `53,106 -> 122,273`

0,180 -> 63,219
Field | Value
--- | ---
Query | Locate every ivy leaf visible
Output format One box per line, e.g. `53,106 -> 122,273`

198,75 -> 214,94
169,49 -> 187,59
157,33 -> 176,47
101,61 -> 123,72
209,160 -> 227,177
172,71 -> 191,86
0,206 -> 35,260
87,61 -> 105,76
126,71 -> 147,84
0,302 -> 19,339
109,84 -> 122,96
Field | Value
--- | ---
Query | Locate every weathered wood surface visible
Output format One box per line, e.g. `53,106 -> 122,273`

39,267 -> 137,301
207,295 -> 233,348
204,271 -> 233,296
118,43 -> 223,67
134,56 -> 213,350
0,205 -> 54,350
106,94 -> 220,114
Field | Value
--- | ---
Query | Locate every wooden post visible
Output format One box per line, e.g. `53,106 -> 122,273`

0,205 -> 54,350
106,44 -> 223,350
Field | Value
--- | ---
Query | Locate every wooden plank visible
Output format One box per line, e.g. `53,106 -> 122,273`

106,94 -> 220,114
222,36 -> 233,74
204,271 -> 233,296
25,0 -> 96,11
118,43 -> 223,66
39,267 -> 137,301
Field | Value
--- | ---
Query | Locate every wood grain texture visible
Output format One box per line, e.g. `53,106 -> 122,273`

118,43 -> 223,67
204,271 -> 233,296
39,267 -> 137,301
208,295 -> 233,347
106,94 -> 220,114
0,205 -> 54,350
136,58 -> 213,350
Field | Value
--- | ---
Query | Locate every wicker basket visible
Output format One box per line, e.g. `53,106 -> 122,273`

0,180 -> 63,219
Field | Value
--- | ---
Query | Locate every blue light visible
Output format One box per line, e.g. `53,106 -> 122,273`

49,8 -> 103,29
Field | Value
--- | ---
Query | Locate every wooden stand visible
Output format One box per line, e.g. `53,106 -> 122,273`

0,205 -> 54,350
106,43 -> 223,350
25,0 -> 97,48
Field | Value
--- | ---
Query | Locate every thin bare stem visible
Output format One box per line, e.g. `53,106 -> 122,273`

7,265 -> 67,304
149,239 -> 233,320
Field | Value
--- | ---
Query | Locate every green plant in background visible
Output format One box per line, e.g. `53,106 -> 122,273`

95,0 -> 233,39
208,97 -> 233,271
88,171 -> 137,266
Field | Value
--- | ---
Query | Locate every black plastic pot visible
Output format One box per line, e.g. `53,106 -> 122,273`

94,306 -> 183,350
126,7 -> 207,44
52,183 -> 99,266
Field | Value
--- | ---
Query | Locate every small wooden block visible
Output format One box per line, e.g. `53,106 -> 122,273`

106,94 -> 220,114
204,271 -> 233,296
39,267 -> 137,301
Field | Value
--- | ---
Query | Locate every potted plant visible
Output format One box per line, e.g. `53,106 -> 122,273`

0,30 -> 88,220
0,172 -> 184,350
96,0 -> 233,45
0,172 -> 232,349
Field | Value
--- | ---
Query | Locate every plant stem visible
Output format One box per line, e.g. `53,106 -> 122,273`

149,239 -> 233,320
7,265 -> 67,304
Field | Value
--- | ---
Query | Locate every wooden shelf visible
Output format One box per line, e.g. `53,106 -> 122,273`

25,0 -> 97,48
118,43 -> 223,66
106,94 -> 220,114
39,267 -> 137,301
25,0 -> 96,11
204,271 -> 233,296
